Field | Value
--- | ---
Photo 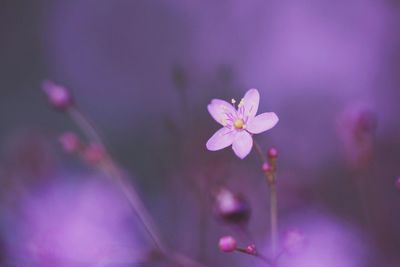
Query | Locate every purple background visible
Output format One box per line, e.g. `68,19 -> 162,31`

0,1 -> 400,266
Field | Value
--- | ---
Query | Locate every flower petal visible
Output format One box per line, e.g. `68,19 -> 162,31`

206,127 -> 236,151
232,131 -> 253,159
246,112 -> 279,134
242,88 -> 260,118
208,99 -> 237,126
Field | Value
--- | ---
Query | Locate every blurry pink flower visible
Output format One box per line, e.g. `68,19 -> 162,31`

206,89 -> 279,159
214,188 -> 250,225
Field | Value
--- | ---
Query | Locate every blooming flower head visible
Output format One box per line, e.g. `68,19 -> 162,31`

206,89 -> 279,159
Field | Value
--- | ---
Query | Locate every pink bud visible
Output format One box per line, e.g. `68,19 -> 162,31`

81,143 -> 106,164
42,80 -> 73,110
245,244 -> 257,255
262,162 -> 272,172
267,147 -> 278,159
59,132 -> 81,153
218,236 -> 237,252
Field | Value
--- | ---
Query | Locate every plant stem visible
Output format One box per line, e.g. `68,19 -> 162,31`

101,160 -> 167,253
270,180 -> 278,258
66,106 -> 206,267
68,107 -> 104,145
253,141 -> 279,259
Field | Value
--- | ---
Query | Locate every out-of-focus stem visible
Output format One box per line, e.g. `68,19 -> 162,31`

253,140 -> 267,163
67,106 -> 206,267
270,181 -> 278,258
68,106 -> 167,253
101,160 -> 167,253
68,107 -> 103,145
253,141 -> 279,259
236,248 -> 272,266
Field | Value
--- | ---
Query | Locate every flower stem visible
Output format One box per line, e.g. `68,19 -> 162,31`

68,106 -> 167,253
269,180 -> 278,258
236,247 -> 273,265
253,140 -> 267,163
66,106 -> 206,267
253,141 -> 279,259
68,107 -> 104,145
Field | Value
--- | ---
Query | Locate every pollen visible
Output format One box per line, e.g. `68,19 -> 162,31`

233,119 -> 245,129
231,98 -> 236,104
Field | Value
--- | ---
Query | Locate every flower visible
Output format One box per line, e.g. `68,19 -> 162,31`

214,188 -> 250,225
206,88 -> 279,159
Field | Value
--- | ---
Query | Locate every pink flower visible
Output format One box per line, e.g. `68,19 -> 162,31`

206,89 -> 279,159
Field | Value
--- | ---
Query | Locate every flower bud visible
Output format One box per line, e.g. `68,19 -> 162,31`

214,188 -> 250,225
261,162 -> 273,173
42,80 -> 73,110
267,147 -> 278,159
81,143 -> 106,164
59,132 -> 81,153
245,244 -> 257,255
218,236 -> 237,252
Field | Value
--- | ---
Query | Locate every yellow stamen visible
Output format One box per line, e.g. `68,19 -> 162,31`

233,119 -> 245,129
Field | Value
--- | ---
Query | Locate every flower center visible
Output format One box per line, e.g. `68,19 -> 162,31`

234,119 -> 245,129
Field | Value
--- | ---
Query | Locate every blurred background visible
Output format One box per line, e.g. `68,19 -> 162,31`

1,0 -> 400,266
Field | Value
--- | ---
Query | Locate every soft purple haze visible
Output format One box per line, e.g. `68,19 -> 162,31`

1,1 -> 400,266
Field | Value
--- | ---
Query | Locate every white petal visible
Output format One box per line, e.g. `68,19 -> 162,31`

247,112 -> 279,134
206,127 -> 236,151
232,131 -> 253,159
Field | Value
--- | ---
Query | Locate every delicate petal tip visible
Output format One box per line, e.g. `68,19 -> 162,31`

242,88 -> 260,118
246,88 -> 259,95
232,131 -> 253,159
206,127 -> 236,151
246,112 -> 279,134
